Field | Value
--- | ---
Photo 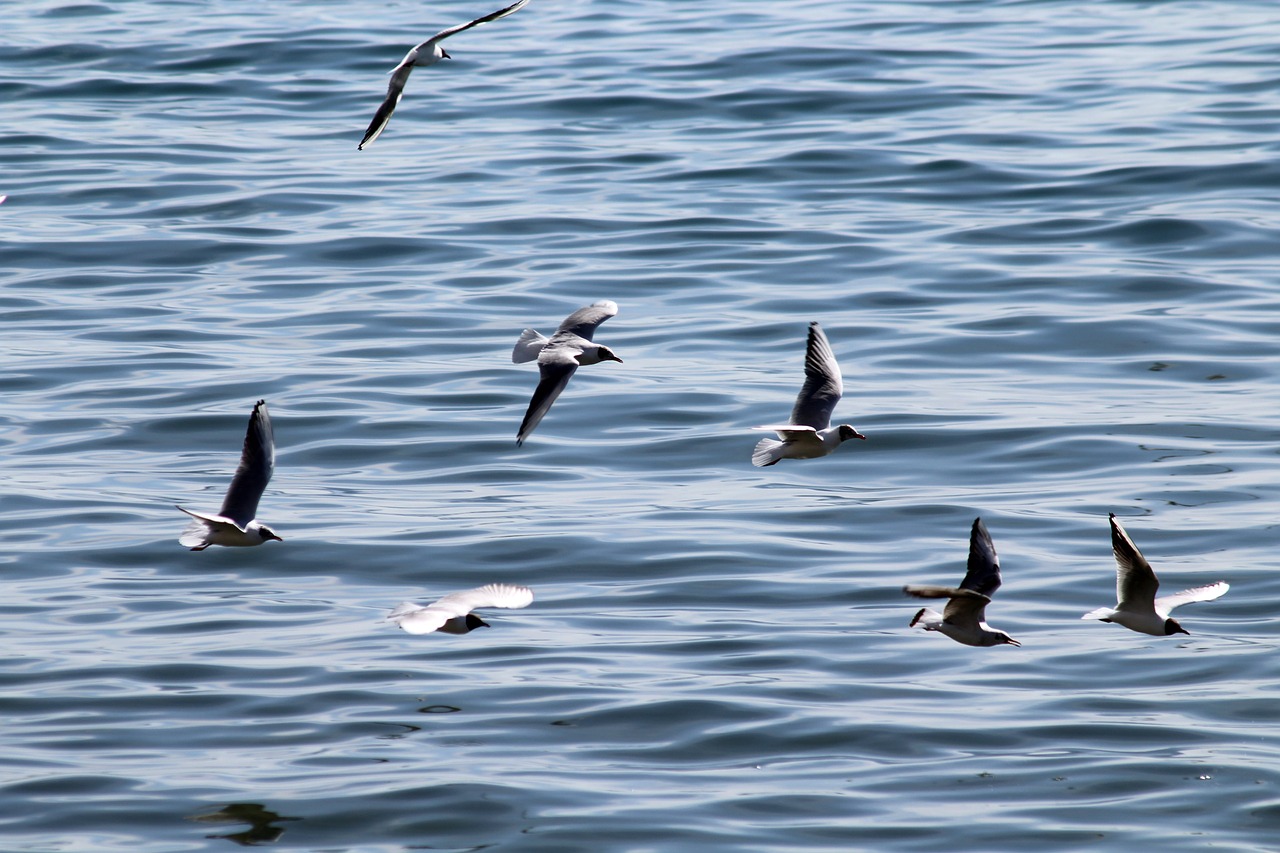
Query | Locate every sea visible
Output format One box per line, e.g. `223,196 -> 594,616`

3,1 -> 1280,850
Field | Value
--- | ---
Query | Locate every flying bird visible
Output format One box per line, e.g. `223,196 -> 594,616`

752,321 -> 866,467
903,517 -> 1020,647
1081,513 -> 1229,636
177,399 -> 283,550
357,0 -> 531,149
387,584 -> 534,635
512,299 -> 622,445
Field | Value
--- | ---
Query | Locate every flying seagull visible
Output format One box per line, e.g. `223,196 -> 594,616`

358,0 -> 531,149
387,583 -> 534,634
176,399 -> 283,550
512,299 -> 622,445
1081,513 -> 1228,636
752,321 -> 866,467
903,517 -> 1020,647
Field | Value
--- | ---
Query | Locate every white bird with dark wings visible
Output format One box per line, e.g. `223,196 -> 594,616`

1081,514 -> 1228,636
176,400 -> 283,550
903,517 -> 1020,648
358,0 -> 531,150
752,322 -> 866,467
512,300 -> 623,445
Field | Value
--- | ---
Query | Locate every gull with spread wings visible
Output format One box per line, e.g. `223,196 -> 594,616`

1081,514 -> 1228,636
752,321 -> 866,467
358,0 -> 530,150
512,300 -> 623,446
387,584 -> 534,635
177,400 -> 283,550
903,517 -> 1020,648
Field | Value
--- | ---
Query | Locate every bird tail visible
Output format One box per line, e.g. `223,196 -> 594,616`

177,515 -> 212,549
909,607 -> 943,630
751,437 -> 785,467
512,329 -> 548,363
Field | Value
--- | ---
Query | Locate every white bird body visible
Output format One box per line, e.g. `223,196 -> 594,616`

752,322 -> 865,467
513,300 -> 622,445
387,584 -> 534,635
358,0 -> 530,149
177,399 -> 282,551
904,517 -> 1020,648
1082,514 -> 1229,636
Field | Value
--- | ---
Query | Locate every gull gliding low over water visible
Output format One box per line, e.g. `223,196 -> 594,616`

752,322 -> 865,467
903,517 -> 1020,647
513,300 -> 622,446
387,584 -> 534,635
357,0 -> 531,150
177,400 -> 283,550
1081,513 -> 1229,636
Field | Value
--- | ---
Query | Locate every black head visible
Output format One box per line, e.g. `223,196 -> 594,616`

259,526 -> 283,542
599,345 -> 623,364
465,614 -> 490,631
1164,618 -> 1189,636
838,424 -> 867,442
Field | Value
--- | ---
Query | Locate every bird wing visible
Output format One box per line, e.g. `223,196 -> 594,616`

517,348 -> 579,445
218,400 -> 274,526
512,328 -> 549,363
355,61 -> 409,149
556,300 -> 618,341
789,322 -> 843,430
426,0 -> 531,45
1155,581 -> 1229,617
1110,514 -> 1159,610
903,585 -> 990,630
957,517 -> 1002,598
386,601 -> 452,634
751,424 -> 817,440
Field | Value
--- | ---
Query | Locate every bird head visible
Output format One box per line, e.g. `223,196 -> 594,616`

1164,618 -> 1190,636
465,614 -> 490,631
258,526 -> 283,543
997,632 -> 1021,647
838,424 -> 867,442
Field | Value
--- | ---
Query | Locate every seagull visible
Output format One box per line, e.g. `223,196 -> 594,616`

176,399 -> 283,550
357,0 -> 531,150
512,299 -> 622,445
903,517 -> 1020,647
1081,513 -> 1229,636
387,584 -> 534,635
751,321 -> 866,467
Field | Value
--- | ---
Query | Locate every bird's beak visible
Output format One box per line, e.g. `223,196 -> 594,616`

268,532 -> 284,542
855,431 -> 867,440
1006,638 -> 1022,647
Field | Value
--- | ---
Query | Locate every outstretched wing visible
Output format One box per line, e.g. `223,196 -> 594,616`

789,322 -> 843,430
1155,581 -> 1228,617
557,300 -> 618,341
1110,513 -> 1159,610
517,351 -> 578,445
218,400 -> 274,526
358,60 -> 413,150
957,517 -> 1002,598
427,0 -> 531,45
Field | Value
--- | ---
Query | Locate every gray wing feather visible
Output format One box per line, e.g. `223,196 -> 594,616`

517,357 -> 576,445
556,300 -> 618,341
358,67 -> 408,150
789,322 -> 843,429
218,400 -> 274,526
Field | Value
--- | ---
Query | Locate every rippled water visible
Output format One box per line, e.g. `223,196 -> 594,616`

4,0 -> 1280,850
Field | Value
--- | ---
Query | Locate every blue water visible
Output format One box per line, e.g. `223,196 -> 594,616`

3,0 -> 1280,850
